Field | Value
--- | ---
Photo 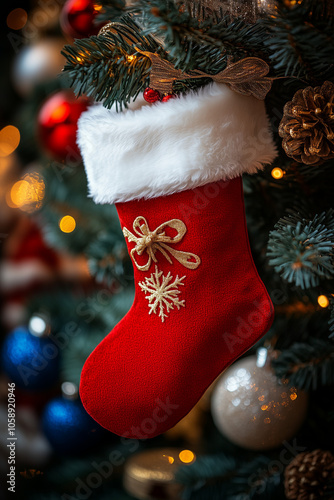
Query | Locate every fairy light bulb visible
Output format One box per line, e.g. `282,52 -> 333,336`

318,295 -> 329,308
59,215 -> 76,233
271,167 -> 284,179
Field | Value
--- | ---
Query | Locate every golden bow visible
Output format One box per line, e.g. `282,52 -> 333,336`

138,52 -> 273,100
123,216 -> 201,272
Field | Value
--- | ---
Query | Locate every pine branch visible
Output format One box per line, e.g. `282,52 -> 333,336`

262,0 -> 334,81
267,211 -> 334,289
175,453 -> 237,486
86,232 -> 133,288
176,454 -> 283,499
95,0 -> 126,22
62,17 -> 157,109
329,300 -> 334,339
272,337 -> 334,391
134,0 -> 270,71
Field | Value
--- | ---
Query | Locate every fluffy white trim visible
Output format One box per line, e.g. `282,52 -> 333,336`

77,83 -> 277,203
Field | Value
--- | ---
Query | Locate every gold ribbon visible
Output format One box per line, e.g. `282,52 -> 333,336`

138,52 -> 273,100
123,216 -> 201,272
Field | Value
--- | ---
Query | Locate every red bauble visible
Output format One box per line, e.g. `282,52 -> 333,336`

143,87 -> 161,103
60,0 -> 103,39
37,90 -> 89,161
161,94 -> 177,102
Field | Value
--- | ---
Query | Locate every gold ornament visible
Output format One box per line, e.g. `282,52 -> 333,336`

123,448 -> 196,500
211,351 -> 308,450
284,449 -> 334,500
123,216 -> 201,272
279,81 -> 334,165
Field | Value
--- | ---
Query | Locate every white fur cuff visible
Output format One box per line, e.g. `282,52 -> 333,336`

77,83 -> 277,204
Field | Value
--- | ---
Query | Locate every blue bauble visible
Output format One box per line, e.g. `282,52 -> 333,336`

1,326 -> 60,390
42,397 -> 105,454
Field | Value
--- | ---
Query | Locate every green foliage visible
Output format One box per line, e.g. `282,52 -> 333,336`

87,232 -> 133,288
62,17 -> 157,109
37,164 -> 129,285
135,0 -> 268,69
263,0 -> 334,81
62,0 -> 334,111
95,0 -> 127,22
176,454 -> 283,499
267,211 -> 334,290
271,337 -> 334,391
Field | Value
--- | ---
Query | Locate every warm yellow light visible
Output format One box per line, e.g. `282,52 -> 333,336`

290,393 -> 297,401
7,8 -> 28,30
162,455 -> 174,464
318,295 -> 329,308
59,215 -> 76,233
10,173 -> 45,212
179,450 -> 195,464
11,180 -> 29,206
271,167 -> 284,180
127,55 -> 135,62
261,404 -> 268,411
0,126 -> 20,157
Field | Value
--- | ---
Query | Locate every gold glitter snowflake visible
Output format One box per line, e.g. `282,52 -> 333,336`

138,266 -> 186,322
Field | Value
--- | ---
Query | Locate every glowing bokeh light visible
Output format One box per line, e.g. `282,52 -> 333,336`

10,172 -> 45,212
179,450 -> 196,464
59,215 -> 76,233
318,295 -> 329,308
6,8 -> 28,30
0,126 -> 20,157
271,167 -> 284,180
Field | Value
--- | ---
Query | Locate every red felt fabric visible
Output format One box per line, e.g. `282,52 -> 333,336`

80,177 -> 274,438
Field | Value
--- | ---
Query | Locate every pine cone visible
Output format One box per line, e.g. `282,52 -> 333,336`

284,449 -> 334,500
279,81 -> 334,165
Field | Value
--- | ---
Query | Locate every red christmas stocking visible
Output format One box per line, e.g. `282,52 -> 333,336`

77,83 -> 277,438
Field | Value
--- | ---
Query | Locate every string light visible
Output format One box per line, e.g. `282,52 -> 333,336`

318,295 -> 329,308
162,455 -> 174,464
10,172 -> 45,212
271,167 -> 284,179
59,215 -> 76,233
179,450 -> 196,464
6,8 -> 28,30
0,125 -> 20,157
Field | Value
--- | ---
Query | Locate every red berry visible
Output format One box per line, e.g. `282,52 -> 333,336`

161,94 -> 176,102
143,87 -> 161,103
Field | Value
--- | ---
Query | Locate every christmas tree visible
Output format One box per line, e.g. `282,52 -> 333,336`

1,0 -> 334,499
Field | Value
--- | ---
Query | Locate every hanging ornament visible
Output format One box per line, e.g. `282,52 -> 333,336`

211,349 -> 308,450
0,315 -> 60,391
123,448 -> 196,500
37,90 -> 89,161
143,87 -> 161,103
279,81 -> 334,166
12,39 -> 66,97
42,382 -> 105,455
60,0 -> 103,39
284,449 -> 334,500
